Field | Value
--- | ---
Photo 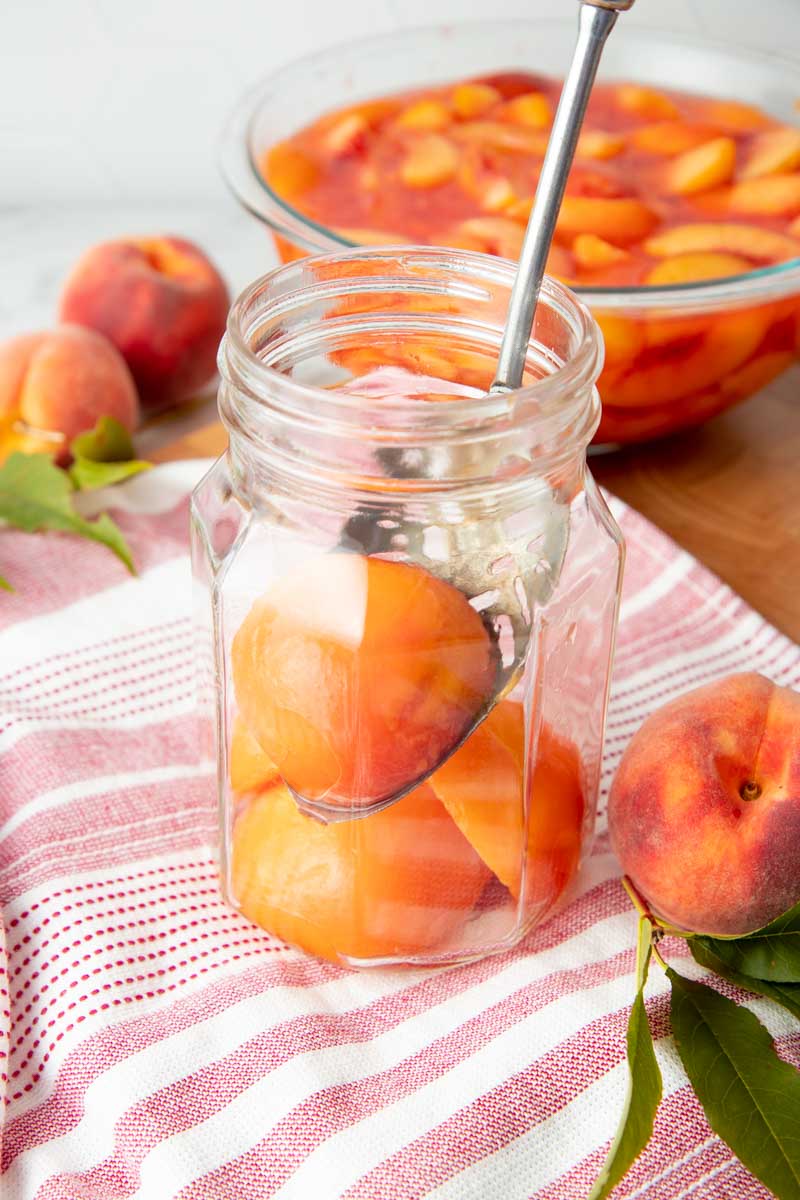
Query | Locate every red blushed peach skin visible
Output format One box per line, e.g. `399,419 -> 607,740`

59,237 -> 229,411
0,325 -> 139,462
608,672 -> 800,936
231,780 -> 490,963
231,554 -> 497,810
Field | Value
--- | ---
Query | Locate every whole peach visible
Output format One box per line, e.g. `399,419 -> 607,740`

0,325 -> 139,461
59,237 -> 229,411
608,672 -> 800,935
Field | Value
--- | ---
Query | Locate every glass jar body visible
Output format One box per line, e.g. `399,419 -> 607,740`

191,249 -> 624,968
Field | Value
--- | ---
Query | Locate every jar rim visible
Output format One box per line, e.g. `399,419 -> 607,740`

221,247 -> 603,452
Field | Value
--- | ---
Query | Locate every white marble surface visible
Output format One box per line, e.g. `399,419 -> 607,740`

2,0 -> 799,202
0,202 -> 277,453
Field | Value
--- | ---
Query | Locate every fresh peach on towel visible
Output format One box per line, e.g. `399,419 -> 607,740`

0,325 -> 139,463
59,236 -> 229,410
608,672 -> 800,935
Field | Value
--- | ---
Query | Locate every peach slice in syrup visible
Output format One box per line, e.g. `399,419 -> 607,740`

644,222 -> 800,262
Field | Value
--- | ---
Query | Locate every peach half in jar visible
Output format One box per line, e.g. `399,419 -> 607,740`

262,71 -> 800,443
229,547 -> 586,963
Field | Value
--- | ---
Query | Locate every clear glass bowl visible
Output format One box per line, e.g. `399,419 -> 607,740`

219,20 -> 800,446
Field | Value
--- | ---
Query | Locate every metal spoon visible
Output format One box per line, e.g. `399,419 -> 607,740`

293,0 -> 635,823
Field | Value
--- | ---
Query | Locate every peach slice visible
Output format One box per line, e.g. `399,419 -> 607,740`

789,214 -> 800,238
451,121 -> 548,155
232,780 -> 490,963
232,554 -> 497,810
458,148 -> 516,212
719,174 -> 800,217
644,222 -> 800,262
555,196 -> 659,245
263,143 -> 319,199
614,84 -> 679,120
451,82 -> 502,119
603,306 -> 771,407
701,99 -> 772,133
455,216 -> 525,259
400,134 -> 459,187
596,387 -> 736,444
740,128 -> 800,179
501,92 -> 552,129
629,121 -> 724,157
576,130 -> 625,160
230,716 -> 278,794
594,312 -> 646,369
322,112 -> 369,157
663,137 -> 736,196
645,251 -> 751,286
573,233 -> 630,270
507,196 -> 534,224
396,99 -> 451,131
719,350 -> 795,399
316,99 -> 398,156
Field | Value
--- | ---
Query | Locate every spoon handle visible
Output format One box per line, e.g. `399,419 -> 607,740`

491,0 -> 635,394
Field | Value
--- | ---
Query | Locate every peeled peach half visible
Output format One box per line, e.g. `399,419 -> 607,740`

231,780 -> 489,963
429,700 -> 584,915
229,716 -> 279,794
231,554 -> 497,810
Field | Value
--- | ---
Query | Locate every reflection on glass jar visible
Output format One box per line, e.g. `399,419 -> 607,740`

191,248 -> 625,968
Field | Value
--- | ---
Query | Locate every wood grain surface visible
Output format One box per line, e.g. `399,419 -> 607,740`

153,372 -> 800,642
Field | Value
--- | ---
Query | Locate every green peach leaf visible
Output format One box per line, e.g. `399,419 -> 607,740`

588,917 -> 663,1200
0,452 -> 135,574
694,900 -> 800,983
691,940 -> 800,1021
668,967 -> 800,1200
69,457 -> 151,491
0,572 -> 13,591
70,415 -> 136,462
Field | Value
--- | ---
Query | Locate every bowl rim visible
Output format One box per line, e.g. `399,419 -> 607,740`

219,18 -> 800,312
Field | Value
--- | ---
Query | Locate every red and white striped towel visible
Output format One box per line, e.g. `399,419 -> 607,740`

0,460 -> 797,1200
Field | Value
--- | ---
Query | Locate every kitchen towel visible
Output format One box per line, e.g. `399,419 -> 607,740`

0,460 -> 797,1200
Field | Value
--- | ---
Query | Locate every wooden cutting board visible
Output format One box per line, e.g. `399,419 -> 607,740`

152,375 -> 800,643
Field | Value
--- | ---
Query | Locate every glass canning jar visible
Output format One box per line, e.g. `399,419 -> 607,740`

191,247 -> 624,969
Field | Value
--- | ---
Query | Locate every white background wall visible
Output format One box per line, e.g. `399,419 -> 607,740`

2,0 -> 800,203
